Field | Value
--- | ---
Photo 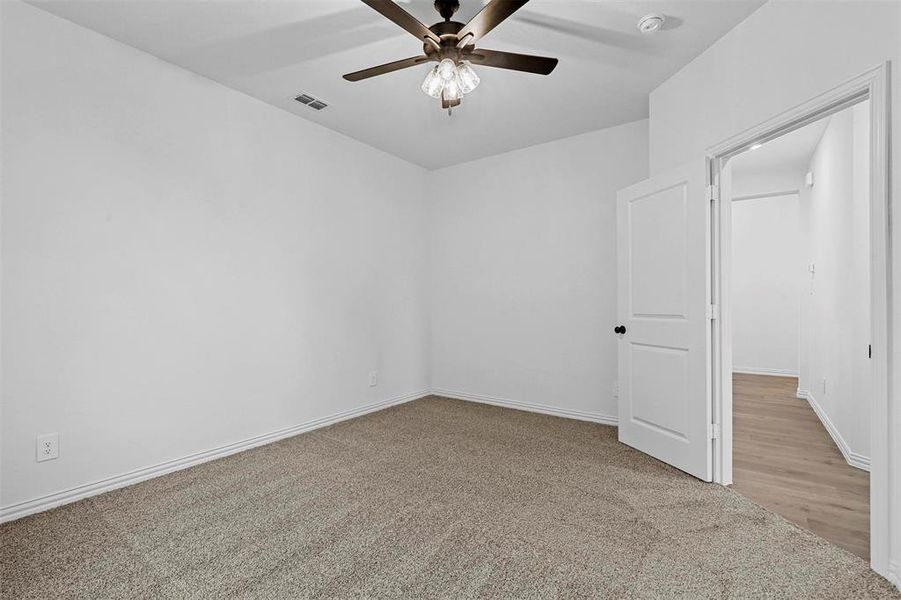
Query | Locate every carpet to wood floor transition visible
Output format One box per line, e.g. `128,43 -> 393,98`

1,396 -> 898,599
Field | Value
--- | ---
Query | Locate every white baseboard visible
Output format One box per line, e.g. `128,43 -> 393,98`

805,391 -> 870,472
733,366 -> 800,377
2,389 -> 612,523
430,388 -> 618,426
888,560 -> 901,591
796,388 -> 808,399
0,389 -> 430,524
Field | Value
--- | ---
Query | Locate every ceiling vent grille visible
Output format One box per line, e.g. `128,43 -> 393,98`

294,93 -> 328,111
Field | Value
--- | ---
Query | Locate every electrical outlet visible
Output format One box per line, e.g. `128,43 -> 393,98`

612,381 -> 620,399
369,371 -> 378,387
36,433 -> 59,462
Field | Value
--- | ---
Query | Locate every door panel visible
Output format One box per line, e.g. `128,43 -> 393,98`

617,161 -> 711,481
631,343 -> 690,439
629,185 -> 688,318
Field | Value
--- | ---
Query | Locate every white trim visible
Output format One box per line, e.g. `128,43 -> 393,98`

708,63 -> 892,576
430,388 -> 619,426
796,388 -> 808,400
888,560 -> 901,591
733,367 -> 800,377
0,389 -> 431,524
805,392 -> 871,472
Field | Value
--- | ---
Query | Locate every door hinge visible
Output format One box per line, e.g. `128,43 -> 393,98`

706,304 -> 720,320
706,184 -> 720,202
709,423 -> 721,440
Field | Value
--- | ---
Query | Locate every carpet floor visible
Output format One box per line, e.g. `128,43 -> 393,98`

1,396 -> 898,599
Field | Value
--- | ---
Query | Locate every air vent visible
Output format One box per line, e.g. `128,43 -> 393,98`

294,93 -> 328,111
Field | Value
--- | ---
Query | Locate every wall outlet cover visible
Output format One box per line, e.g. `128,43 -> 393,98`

36,433 -> 59,462
369,371 -> 378,387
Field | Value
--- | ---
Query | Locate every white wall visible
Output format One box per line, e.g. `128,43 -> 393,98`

648,0 -> 900,577
800,104 -> 871,465
0,1 -> 429,512
427,120 -> 648,421
649,2 -> 899,177
730,193 -> 802,375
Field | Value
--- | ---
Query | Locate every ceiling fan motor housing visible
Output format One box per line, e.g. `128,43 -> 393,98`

424,21 -> 473,63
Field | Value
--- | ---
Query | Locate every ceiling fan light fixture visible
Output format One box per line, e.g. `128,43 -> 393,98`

421,66 -> 444,98
457,61 -> 480,94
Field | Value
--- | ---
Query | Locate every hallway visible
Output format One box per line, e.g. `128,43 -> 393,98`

732,373 -> 870,560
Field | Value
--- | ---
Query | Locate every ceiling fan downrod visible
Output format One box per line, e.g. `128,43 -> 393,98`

434,0 -> 460,22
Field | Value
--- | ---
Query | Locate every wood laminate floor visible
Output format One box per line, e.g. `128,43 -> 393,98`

732,373 -> 870,560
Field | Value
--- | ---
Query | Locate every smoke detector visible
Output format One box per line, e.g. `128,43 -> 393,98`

637,14 -> 665,34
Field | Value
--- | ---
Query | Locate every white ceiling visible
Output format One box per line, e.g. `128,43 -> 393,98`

30,0 -> 765,169
731,117 -> 831,175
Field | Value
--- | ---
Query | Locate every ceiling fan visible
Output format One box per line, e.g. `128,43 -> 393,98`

343,0 -> 558,112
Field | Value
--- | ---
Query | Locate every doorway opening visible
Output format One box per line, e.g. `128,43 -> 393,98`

727,101 -> 871,560
709,64 -> 890,574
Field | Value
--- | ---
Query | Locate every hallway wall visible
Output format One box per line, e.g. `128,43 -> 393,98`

800,104 -> 871,469
730,193 -> 803,376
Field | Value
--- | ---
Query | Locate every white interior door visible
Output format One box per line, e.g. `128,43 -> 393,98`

616,161 -> 712,481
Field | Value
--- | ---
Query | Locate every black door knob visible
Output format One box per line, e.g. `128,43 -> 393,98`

614,325 -> 626,335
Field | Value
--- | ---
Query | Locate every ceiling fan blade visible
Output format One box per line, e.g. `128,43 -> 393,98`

457,0 -> 530,44
465,49 -> 557,75
359,0 -> 441,45
343,55 -> 430,81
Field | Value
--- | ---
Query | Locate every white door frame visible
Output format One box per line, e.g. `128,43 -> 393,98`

707,63 -> 892,576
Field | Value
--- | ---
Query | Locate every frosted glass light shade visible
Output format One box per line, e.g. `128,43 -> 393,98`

457,61 -> 480,94
421,66 -> 444,98
437,58 -> 457,81
443,75 -> 462,101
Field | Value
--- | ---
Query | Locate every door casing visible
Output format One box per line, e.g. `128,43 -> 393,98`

706,63 -> 892,577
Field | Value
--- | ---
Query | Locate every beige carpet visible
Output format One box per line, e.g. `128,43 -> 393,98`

2,396 -> 898,599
